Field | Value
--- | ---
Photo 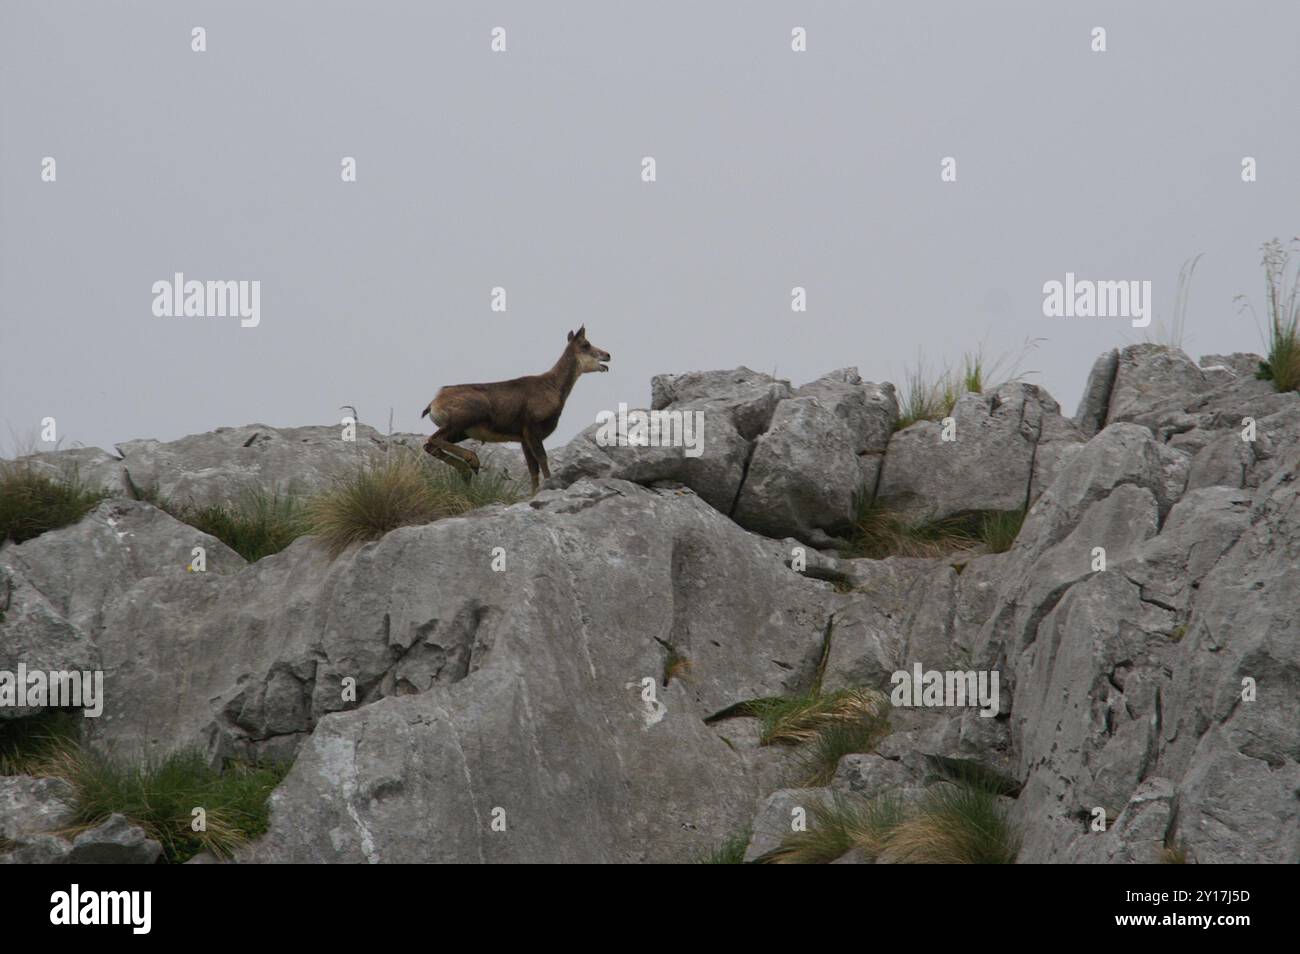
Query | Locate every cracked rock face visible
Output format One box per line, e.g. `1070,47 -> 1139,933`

876,383 -> 1084,525
241,479 -> 828,862
553,366 -> 898,545
6,343 -> 1297,865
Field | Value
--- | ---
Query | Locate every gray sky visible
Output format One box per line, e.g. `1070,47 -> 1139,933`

3,1 -> 1298,456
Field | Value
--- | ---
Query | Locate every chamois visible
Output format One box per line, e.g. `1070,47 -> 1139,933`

420,326 -> 612,492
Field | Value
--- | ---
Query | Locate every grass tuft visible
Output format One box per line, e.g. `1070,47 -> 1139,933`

894,341 -> 1040,431
1146,253 -> 1203,349
695,827 -> 751,864
307,450 -> 523,557
842,495 -> 978,560
797,720 -> 891,786
0,462 -> 111,546
1238,237 -> 1300,393
897,359 -> 954,430
0,708 -> 84,776
170,488 -> 308,563
741,688 -> 889,747
26,740 -> 288,863
768,781 -> 1019,864
762,792 -> 907,864
878,781 -> 1019,864
662,645 -> 691,686
129,481 -> 309,563
978,508 -> 1025,554
843,490 -> 1025,560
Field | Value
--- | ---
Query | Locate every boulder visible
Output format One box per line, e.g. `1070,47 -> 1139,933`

650,367 -> 793,441
4,813 -> 163,865
0,567 -> 97,720
793,368 -> 898,457
731,396 -> 862,541
730,370 -> 899,543
0,775 -> 75,841
1104,344 -> 1218,426
1,499 -> 244,639
10,447 -> 128,496
545,411 -> 750,514
48,478 -> 832,861
875,383 -> 1084,525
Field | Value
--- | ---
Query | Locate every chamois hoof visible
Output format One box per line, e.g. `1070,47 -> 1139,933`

465,451 -> 481,473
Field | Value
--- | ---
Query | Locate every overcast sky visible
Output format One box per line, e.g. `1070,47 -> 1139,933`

3,1 -> 1298,456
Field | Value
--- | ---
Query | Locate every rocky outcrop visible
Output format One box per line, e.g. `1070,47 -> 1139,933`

3,812 -> 163,865
552,367 -> 896,545
2,343 -> 1296,864
19,424 -> 531,509
733,370 -> 897,544
0,777 -> 162,864
875,383 -> 1084,525
239,479 -> 822,862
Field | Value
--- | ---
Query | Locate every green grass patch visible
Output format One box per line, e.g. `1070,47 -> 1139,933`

706,688 -> 890,786
896,359 -> 957,430
174,489 -> 308,563
766,781 -> 1019,864
798,720 -> 891,786
978,508 -> 1025,553
127,481 -> 309,563
843,492 -> 1025,560
1238,238 -> 1300,393
740,688 -> 889,747
894,342 -> 1039,431
695,826 -> 752,864
879,781 -> 1020,864
28,741 -> 288,863
0,462 -> 111,546
0,708 -> 84,776
307,450 -> 523,557
841,496 -> 978,559
761,792 -> 907,864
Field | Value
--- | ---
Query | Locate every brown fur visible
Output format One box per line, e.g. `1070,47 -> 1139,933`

421,326 -> 612,492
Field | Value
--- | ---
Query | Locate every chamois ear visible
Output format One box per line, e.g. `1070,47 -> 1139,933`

567,329 -> 575,342
576,324 -> 586,340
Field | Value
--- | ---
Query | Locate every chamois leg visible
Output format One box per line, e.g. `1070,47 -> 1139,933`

423,428 -> 480,482
520,442 -> 541,494
521,426 -> 550,488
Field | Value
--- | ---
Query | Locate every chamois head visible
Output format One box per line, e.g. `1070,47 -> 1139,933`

567,325 -> 611,373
